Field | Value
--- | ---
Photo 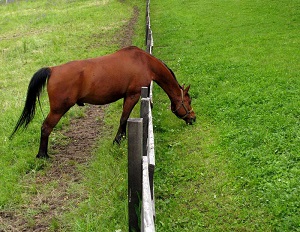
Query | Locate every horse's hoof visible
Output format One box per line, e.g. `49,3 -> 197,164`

113,133 -> 126,145
36,153 -> 50,159
113,138 -> 121,145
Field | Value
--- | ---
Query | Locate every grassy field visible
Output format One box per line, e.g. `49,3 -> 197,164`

151,0 -> 299,231
0,0 -> 144,230
1,0 -> 299,231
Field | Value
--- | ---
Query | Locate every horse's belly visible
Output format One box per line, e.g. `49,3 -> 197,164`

80,88 -> 125,105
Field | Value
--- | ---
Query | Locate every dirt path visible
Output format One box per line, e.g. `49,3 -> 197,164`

0,5 -> 139,232
0,105 -> 105,232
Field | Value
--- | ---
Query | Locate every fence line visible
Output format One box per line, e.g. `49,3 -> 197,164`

141,97 -> 155,232
146,0 -> 153,55
142,0 -> 155,231
128,91 -> 155,232
127,0 -> 155,231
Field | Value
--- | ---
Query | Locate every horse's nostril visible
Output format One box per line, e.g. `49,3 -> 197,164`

186,117 -> 196,125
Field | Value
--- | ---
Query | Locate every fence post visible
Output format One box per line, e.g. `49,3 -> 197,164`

141,87 -> 149,157
128,118 -> 143,232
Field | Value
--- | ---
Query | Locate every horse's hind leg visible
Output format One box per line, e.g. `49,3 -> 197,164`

36,110 -> 66,158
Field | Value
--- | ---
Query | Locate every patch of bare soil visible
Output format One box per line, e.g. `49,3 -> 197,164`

0,105 -> 105,232
118,6 -> 139,48
0,5 -> 139,232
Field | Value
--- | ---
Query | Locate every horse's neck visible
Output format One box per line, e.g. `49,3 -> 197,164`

151,63 -> 181,102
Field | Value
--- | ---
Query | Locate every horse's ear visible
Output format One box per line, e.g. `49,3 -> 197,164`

185,85 -> 190,93
182,84 -> 185,90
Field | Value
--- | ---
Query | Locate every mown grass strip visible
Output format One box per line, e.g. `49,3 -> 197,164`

151,0 -> 299,231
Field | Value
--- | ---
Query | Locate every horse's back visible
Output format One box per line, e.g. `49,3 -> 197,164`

47,47 -> 153,106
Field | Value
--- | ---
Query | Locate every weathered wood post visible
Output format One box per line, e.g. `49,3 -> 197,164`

140,87 -> 149,157
128,118 -> 143,232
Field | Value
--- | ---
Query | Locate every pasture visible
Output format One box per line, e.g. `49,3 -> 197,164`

151,0 -> 299,231
0,0 -> 299,231
0,0 -> 144,230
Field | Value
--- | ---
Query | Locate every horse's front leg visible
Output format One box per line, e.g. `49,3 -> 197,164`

36,111 -> 65,158
114,94 -> 139,145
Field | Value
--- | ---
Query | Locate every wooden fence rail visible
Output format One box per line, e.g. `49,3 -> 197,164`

146,0 -> 153,54
141,91 -> 155,231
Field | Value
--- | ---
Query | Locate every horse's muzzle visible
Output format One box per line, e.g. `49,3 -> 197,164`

186,116 -> 196,125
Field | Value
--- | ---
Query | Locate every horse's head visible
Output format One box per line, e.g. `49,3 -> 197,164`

171,85 -> 196,125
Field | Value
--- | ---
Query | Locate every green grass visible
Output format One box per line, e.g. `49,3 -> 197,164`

0,0 -> 145,229
1,0 -> 299,231
151,0 -> 299,231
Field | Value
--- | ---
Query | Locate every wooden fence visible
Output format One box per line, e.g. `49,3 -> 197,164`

127,1 -> 155,231
128,89 -> 155,232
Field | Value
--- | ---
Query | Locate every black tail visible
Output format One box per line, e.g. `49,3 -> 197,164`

10,67 -> 51,139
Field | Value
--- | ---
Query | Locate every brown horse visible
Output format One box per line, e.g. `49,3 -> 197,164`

10,46 -> 196,158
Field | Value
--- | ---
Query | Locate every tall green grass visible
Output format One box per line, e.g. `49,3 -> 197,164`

151,0 -> 299,231
0,0 -> 144,227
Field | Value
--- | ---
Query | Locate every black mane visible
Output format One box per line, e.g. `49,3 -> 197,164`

161,61 -> 182,89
